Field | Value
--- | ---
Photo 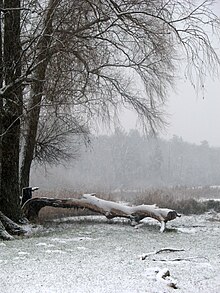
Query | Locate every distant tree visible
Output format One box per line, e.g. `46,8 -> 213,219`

48,132 -> 220,190
148,140 -> 163,185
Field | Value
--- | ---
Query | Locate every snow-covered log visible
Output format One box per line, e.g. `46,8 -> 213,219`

22,194 -> 180,232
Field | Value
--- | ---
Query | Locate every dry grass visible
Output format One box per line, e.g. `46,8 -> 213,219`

130,187 -> 220,215
33,186 -> 220,220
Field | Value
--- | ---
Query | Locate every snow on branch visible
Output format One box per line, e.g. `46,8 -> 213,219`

22,194 -> 181,232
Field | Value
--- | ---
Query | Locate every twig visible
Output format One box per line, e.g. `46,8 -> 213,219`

154,256 -> 209,262
142,248 -> 185,260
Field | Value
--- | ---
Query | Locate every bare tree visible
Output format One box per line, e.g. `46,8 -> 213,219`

19,0 -> 220,191
0,0 -> 220,237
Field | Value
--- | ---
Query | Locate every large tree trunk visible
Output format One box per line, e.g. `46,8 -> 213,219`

0,0 -> 3,205
0,0 -> 22,221
22,194 -> 181,232
20,0 -> 59,190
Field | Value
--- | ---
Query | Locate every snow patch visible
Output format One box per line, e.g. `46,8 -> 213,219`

76,246 -> 87,250
177,227 -> 197,234
18,251 -> 30,255
36,242 -> 55,247
45,249 -> 67,254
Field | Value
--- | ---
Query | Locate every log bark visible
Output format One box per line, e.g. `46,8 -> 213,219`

22,193 -> 181,232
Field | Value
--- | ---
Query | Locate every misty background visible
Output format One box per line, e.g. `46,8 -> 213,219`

31,128 -> 220,192
31,67 -> 220,192
31,75 -> 220,192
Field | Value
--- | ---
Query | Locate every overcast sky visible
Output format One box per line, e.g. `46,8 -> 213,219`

163,78 -> 220,147
118,76 -> 220,147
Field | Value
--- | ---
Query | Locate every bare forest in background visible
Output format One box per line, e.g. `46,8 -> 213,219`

31,129 -> 220,192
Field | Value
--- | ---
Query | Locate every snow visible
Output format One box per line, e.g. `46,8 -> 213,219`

1,214 -> 220,292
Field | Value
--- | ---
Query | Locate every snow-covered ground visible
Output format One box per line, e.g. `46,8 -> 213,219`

1,214 -> 220,293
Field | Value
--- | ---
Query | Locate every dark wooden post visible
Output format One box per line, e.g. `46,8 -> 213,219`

21,187 -> 33,206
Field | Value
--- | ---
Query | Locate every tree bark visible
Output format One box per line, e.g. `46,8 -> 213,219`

22,194 -> 181,232
0,0 -> 3,204
20,0 -> 59,190
0,0 -> 22,221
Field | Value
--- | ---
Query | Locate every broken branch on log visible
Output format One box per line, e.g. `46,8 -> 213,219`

21,194 -> 181,232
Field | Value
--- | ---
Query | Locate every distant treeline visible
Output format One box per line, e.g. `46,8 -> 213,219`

31,129 -> 220,191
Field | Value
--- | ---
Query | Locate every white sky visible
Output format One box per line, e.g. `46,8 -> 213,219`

119,77 -> 220,147
163,78 -> 220,147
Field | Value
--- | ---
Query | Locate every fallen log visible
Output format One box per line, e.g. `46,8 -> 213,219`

22,193 -> 181,232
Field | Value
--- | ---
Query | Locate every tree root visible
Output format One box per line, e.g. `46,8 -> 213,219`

0,220 -> 14,240
0,212 -> 26,240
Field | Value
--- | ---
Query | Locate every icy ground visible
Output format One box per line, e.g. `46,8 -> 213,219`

1,213 -> 220,293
